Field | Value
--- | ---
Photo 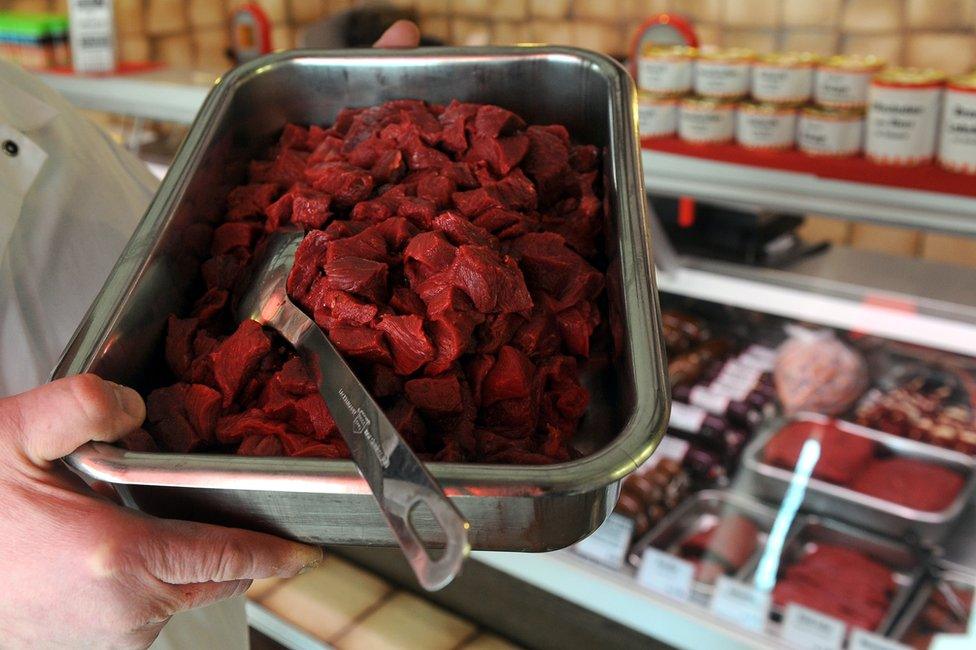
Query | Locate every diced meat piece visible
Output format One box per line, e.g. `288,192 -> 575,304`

287,230 -> 330,302
290,187 -> 332,230
216,409 -> 287,444
474,104 -> 526,138
396,196 -> 438,229
165,316 -> 200,379
513,307 -> 561,358
202,254 -> 246,291
510,232 -> 604,308
324,226 -> 388,264
191,288 -> 229,322
570,144 -> 599,172
481,346 -> 535,406
227,183 -> 279,220
438,100 -> 479,153
305,162 -> 374,206
466,133 -> 530,176
211,222 -> 262,256
451,245 -> 532,314
329,326 -> 392,365
404,231 -> 457,283
237,434 -> 284,456
556,303 -> 599,357
324,257 -> 388,303
425,315 -> 476,376
477,313 -> 524,354
387,399 -> 428,450
374,217 -> 417,251
405,375 -> 463,412
209,320 -> 272,407
523,125 -> 573,202
390,287 -> 426,316
249,148 -> 307,187
433,211 -> 497,247
146,383 -> 222,452
416,173 -> 456,208
292,393 -> 339,440
119,429 -> 159,453
375,314 -> 435,375
369,364 -> 403,399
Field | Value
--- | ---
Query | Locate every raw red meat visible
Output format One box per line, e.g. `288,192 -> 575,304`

763,420 -> 876,485
850,458 -> 964,511
145,98 -> 607,463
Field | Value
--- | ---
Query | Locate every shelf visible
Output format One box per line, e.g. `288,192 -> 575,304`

642,149 -> 976,238
245,601 -> 334,650
36,69 -> 213,124
472,550 -> 780,650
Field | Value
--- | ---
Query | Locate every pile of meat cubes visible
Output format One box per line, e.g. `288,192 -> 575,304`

138,99 -> 607,464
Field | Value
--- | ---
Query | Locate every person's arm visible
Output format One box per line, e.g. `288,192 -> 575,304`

0,374 -> 322,648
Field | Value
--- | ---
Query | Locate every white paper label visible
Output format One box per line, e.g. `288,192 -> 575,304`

938,89 -> 976,173
679,105 -> 735,143
866,86 -> 941,163
638,99 -> 678,137
637,547 -> 695,602
816,69 -> 872,107
781,603 -> 846,650
689,386 -> 731,414
735,352 -> 775,372
736,111 -> 797,149
68,0 -> 116,72
848,629 -> 910,650
695,61 -> 751,97
745,344 -> 778,361
717,362 -> 763,385
638,58 -> 693,94
753,66 -> 814,103
656,435 -> 691,462
709,576 -> 771,633
573,513 -> 633,569
708,379 -> 753,402
669,401 -> 708,432
798,113 -> 864,156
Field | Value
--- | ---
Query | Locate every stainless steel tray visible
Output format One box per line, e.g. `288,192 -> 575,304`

629,489 -> 780,601
54,47 -> 668,551
741,515 -> 929,636
741,413 -> 976,546
890,559 -> 975,642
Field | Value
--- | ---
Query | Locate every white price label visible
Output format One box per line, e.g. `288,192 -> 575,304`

636,547 -> 695,602
689,386 -> 731,414
573,513 -> 633,569
848,629 -> 910,650
708,379 -> 753,402
669,401 -> 707,432
709,576 -> 771,633
781,603 -> 846,650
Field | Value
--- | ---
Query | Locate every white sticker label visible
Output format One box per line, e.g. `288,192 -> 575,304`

689,386 -> 731,414
638,58 -> 693,94
848,629 -> 910,650
573,513 -> 633,569
669,401 -> 707,432
709,576 -> 771,633
781,603 -> 846,650
736,352 -> 776,372
656,435 -> 691,462
709,379 -> 753,402
798,114 -> 864,156
816,69 -> 872,107
695,61 -> 751,97
638,99 -> 678,138
718,362 -> 764,385
753,66 -> 813,103
636,547 -> 695,602
866,86 -> 941,163
938,89 -> 976,174
679,105 -> 735,143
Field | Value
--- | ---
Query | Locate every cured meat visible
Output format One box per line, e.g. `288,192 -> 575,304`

145,98 -> 607,463
774,334 -> 868,416
850,458 -> 964,512
763,420 -> 876,485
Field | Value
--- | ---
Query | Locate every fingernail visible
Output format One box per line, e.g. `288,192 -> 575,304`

299,548 -> 324,575
110,382 -> 145,420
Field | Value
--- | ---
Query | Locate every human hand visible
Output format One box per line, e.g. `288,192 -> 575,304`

373,19 -> 421,48
0,375 -> 322,649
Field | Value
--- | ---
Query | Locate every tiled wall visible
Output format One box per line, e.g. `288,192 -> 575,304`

4,0 -> 975,73
4,0 -> 975,266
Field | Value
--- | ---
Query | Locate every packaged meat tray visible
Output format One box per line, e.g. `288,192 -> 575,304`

629,490 -> 777,600
741,414 -> 976,544
52,47 -> 668,551
892,561 -> 975,649
741,515 -> 927,636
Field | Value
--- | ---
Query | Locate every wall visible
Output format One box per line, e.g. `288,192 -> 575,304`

3,0 -> 975,265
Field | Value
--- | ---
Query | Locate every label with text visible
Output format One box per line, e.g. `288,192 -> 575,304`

848,629 -> 911,650
573,513 -> 633,569
709,576 -> 771,633
781,603 -> 846,650
636,547 -> 695,602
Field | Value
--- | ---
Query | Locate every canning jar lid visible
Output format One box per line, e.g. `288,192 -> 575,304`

948,71 -> 976,91
681,95 -> 737,109
822,53 -> 886,71
739,100 -> 799,113
873,67 -> 947,87
641,44 -> 698,58
801,104 -> 864,119
758,51 -> 820,67
638,90 -> 682,103
698,47 -> 755,63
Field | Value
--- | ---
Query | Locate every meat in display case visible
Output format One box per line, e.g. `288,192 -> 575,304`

568,291 -> 976,647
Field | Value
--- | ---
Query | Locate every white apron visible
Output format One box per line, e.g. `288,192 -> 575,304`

0,60 -> 247,650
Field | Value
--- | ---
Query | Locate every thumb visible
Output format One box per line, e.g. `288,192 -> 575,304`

140,518 -> 323,586
2,374 -> 145,466
168,579 -> 253,614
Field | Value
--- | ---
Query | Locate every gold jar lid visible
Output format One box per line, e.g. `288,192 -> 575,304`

948,71 -> 976,90
758,51 -> 820,67
802,104 -> 864,120
638,90 -> 682,103
822,54 -> 886,72
873,67 -> 947,87
681,95 -> 737,109
698,47 -> 755,63
641,44 -> 698,59
739,100 -> 799,114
